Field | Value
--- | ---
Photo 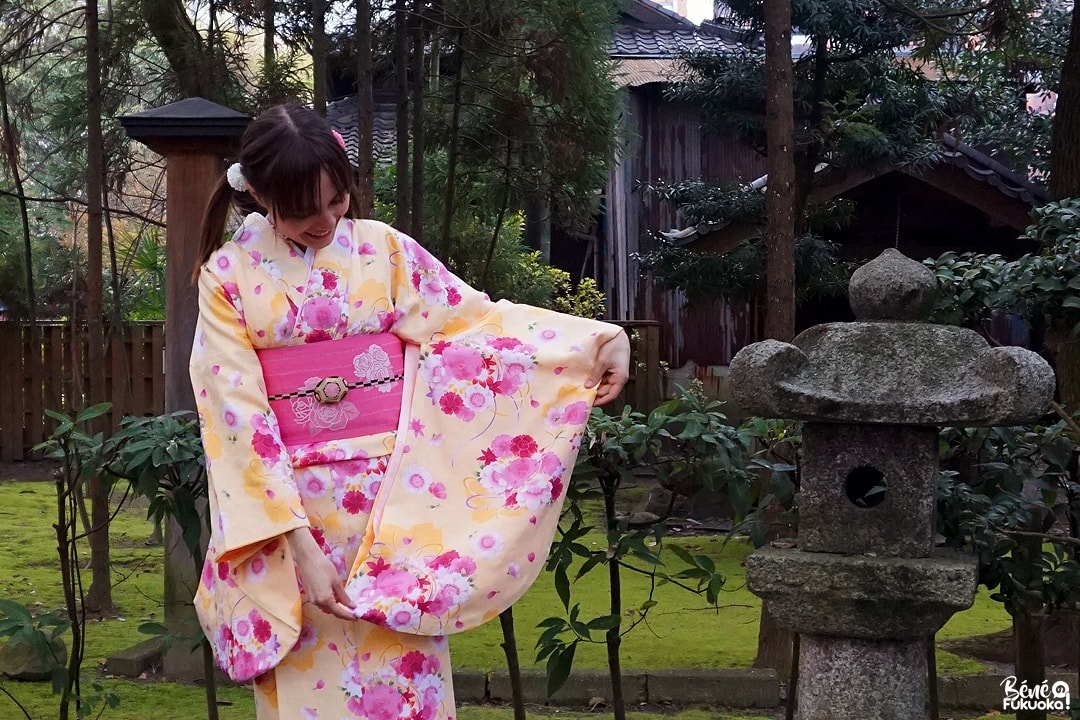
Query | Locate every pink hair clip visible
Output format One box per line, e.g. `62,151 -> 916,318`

332,129 -> 347,150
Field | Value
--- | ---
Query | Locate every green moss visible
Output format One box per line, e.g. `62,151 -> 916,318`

0,480 -> 1025,718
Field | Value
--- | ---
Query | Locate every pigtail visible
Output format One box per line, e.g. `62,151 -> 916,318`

194,175 -> 238,279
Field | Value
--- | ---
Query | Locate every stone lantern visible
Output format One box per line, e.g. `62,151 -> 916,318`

729,249 -> 1055,719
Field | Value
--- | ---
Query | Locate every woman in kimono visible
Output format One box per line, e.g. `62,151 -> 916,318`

190,103 -> 629,720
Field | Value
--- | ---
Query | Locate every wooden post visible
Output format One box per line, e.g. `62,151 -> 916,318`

119,98 -> 249,680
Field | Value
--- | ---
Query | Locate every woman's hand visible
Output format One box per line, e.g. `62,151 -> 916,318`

286,528 -> 357,621
585,330 -> 631,407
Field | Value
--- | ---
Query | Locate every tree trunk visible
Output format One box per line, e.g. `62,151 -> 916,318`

139,0 -> 221,99
263,0 -> 275,64
439,42 -> 465,260
85,0 -> 113,616
312,0 -> 328,114
1052,337 -> 1080,410
1014,609 -> 1046,720
755,600 -> 794,682
602,480 -> 626,720
1014,535 -> 1047,720
498,609 -> 526,720
355,0 -> 375,217
409,0 -> 425,241
1050,0 -> 1080,199
395,0 -> 411,229
762,0 -> 796,343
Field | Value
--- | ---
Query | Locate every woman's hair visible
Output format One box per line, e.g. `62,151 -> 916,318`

195,103 -> 361,275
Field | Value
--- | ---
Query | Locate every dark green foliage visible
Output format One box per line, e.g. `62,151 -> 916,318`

425,0 -> 620,233
937,420 -> 1080,618
103,412 -> 207,565
636,231 -> 854,305
924,199 -> 1080,335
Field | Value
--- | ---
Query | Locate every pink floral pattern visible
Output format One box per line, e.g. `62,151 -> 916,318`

476,433 -> 565,510
420,336 -> 537,421
341,650 -> 447,720
346,550 -> 477,633
399,235 -> 463,308
212,607 -> 282,681
191,215 -> 620,718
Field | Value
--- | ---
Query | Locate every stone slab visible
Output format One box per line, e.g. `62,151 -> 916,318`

452,669 -> 488,702
488,669 -> 647,706
746,547 -> 977,638
104,637 -> 163,678
647,668 -> 779,708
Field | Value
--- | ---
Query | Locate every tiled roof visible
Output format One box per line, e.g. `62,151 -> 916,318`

609,26 -> 744,58
940,133 -> 1050,206
611,57 -> 683,87
326,97 -> 398,166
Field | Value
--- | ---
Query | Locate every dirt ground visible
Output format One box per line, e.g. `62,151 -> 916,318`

0,459 -> 59,483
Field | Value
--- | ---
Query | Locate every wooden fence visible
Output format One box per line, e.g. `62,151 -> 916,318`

0,323 -> 165,462
0,320 -> 663,463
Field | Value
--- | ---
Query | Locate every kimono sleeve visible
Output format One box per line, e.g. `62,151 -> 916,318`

190,261 -> 309,563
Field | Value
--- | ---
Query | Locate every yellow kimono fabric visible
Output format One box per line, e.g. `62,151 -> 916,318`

190,215 -> 621,720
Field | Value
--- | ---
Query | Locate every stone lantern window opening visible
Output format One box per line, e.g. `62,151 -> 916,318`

844,465 -> 886,508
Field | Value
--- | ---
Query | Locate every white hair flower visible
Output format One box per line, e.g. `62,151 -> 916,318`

226,162 -> 249,192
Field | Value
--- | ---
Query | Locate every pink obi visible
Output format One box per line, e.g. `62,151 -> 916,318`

256,333 -> 405,449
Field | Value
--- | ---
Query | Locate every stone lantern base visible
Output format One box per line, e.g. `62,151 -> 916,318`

746,547 -> 978,720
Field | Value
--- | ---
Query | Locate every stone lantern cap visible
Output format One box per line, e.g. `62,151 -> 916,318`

729,249 -> 1055,426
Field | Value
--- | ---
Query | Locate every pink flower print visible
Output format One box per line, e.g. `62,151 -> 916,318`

472,532 -> 503,558
507,562 -> 521,578
438,392 -> 465,416
394,650 -> 428,679
509,434 -> 539,457
320,269 -> 338,290
490,337 -> 521,350
215,255 -> 232,273
385,602 -> 422,630
305,328 -> 332,343
358,684 -> 406,720
402,465 -> 432,494
220,403 -> 242,431
302,476 -> 328,498
251,417 -> 283,464
409,419 -> 425,437
429,482 -> 447,500
535,326 -> 562,343
462,385 -> 495,414
540,452 -> 563,475
563,401 -> 589,425
342,489 -> 372,515
374,568 -> 422,599
519,475 -> 560,510
441,345 -> 485,380
301,295 -> 341,330
247,554 -> 269,581
489,434 -> 514,456
446,286 -> 462,306
358,242 -> 377,255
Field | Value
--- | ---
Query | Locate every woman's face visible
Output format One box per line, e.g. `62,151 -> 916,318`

269,170 -> 350,250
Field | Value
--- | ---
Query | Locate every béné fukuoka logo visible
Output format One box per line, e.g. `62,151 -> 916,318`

1000,676 -> 1072,712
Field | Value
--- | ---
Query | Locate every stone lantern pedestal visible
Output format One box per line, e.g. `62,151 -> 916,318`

729,249 -> 1055,719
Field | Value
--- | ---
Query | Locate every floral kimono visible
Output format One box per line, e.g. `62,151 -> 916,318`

190,215 -> 621,720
